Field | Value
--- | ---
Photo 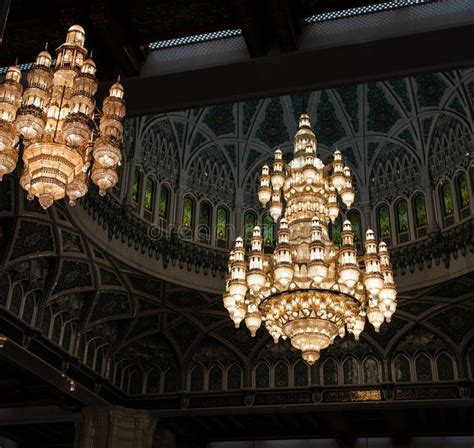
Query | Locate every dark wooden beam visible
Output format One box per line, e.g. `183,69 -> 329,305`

90,0 -> 145,77
0,406 -> 79,425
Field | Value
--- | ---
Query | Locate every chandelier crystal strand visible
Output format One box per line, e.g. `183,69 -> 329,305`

223,114 -> 397,364
0,25 -> 126,208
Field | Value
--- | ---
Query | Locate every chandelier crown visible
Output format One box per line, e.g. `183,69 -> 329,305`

223,113 -> 397,364
0,24 -> 126,207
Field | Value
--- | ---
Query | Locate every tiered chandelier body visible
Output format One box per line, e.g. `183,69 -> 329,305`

0,25 -> 125,209
224,114 -> 397,364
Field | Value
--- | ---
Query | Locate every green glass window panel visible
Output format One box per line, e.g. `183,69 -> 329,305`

437,353 -> 454,381
147,368 -> 161,394
132,170 -> 140,203
441,183 -> 454,216
144,179 -> 154,211
263,214 -> 274,246
396,200 -> 409,234
329,215 -> 343,245
323,359 -> 338,385
348,211 -> 362,243
457,175 -> 470,208
343,358 -> 359,385
209,365 -> 223,391
275,363 -> 289,388
255,363 -> 269,388
294,361 -> 309,387
227,364 -> 242,390
363,357 -> 380,384
394,355 -> 411,382
129,368 -> 144,395
244,212 -> 256,243
190,366 -> 204,391
216,207 -> 228,241
415,355 -> 433,382
414,194 -> 427,227
198,202 -> 211,241
159,187 -> 169,218
182,197 -> 194,228
377,205 -> 391,239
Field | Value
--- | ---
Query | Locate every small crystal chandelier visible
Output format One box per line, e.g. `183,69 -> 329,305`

223,114 -> 397,364
0,25 -> 126,209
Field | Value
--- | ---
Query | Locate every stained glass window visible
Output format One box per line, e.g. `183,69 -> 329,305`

216,207 -> 229,246
343,357 -> 359,385
244,211 -> 256,243
209,365 -> 223,390
414,193 -> 427,228
436,353 -> 454,381
329,215 -> 343,246
415,354 -> 433,382
323,359 -> 338,385
393,354 -> 411,382
396,199 -> 409,243
348,210 -> 362,245
363,357 -> 380,384
128,368 -> 144,395
144,178 -> 154,211
377,204 -> 391,242
182,196 -> 194,228
294,360 -> 309,387
198,202 -> 211,243
159,186 -> 170,219
255,363 -> 269,388
227,364 -> 242,390
441,182 -> 454,217
132,169 -> 141,203
190,365 -> 204,391
263,214 -> 274,247
275,362 -> 289,388
147,368 -> 161,394
456,174 -> 470,209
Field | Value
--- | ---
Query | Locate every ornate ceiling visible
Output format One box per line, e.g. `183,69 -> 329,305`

127,68 -> 474,207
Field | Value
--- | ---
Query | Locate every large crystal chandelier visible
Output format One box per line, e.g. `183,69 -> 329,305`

0,25 -> 126,209
223,114 -> 397,364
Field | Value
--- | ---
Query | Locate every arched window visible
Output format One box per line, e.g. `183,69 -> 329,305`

21,292 -> 35,326
244,211 -> 257,244
255,362 -> 270,388
164,367 -> 178,392
128,367 -> 144,395
208,365 -> 223,391
144,177 -> 155,219
440,181 -> 454,226
393,354 -> 411,382
182,196 -> 195,236
436,353 -> 454,381
131,169 -> 141,203
395,199 -> 410,243
343,357 -> 359,385
216,206 -> 229,248
190,365 -> 204,391
62,323 -> 73,353
377,204 -> 391,244
363,357 -> 380,384
348,210 -> 362,251
262,214 -> 274,249
456,173 -> 470,219
415,354 -> 433,382
293,360 -> 309,387
159,185 -> 170,221
413,193 -> 427,238
328,214 -> 343,246
198,201 -> 211,243
227,364 -> 242,390
322,358 -> 338,385
274,362 -> 289,388
147,368 -> 161,394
